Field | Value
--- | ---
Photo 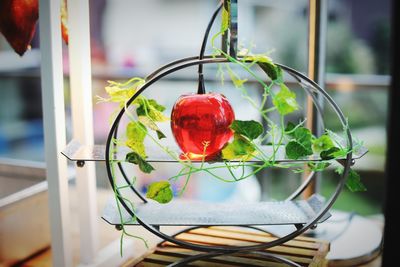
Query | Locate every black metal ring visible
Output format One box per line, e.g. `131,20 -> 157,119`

166,250 -> 301,267
104,56 -> 353,253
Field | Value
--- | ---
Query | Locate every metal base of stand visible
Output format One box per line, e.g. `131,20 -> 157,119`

314,210 -> 383,266
129,226 -> 330,266
167,250 -> 301,267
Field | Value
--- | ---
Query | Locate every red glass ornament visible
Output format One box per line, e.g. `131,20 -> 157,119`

171,93 -> 235,160
0,0 -> 39,56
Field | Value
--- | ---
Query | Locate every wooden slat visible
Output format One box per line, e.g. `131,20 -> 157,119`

161,243 -> 313,266
189,227 -> 322,249
144,253 -> 236,267
209,226 -> 327,243
135,262 -> 165,267
155,247 -> 303,267
133,226 -> 330,266
174,233 -> 318,257
309,238 -> 330,267
145,252 -> 291,267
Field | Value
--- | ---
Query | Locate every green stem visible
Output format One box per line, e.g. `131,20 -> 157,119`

178,166 -> 193,196
109,151 -> 148,252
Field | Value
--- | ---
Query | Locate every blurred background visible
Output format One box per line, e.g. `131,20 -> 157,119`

0,0 -> 390,216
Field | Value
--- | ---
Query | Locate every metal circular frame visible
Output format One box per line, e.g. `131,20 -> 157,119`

104,56 -> 353,255
167,250 -> 301,267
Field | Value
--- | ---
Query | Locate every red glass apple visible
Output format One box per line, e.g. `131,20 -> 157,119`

171,92 -> 235,160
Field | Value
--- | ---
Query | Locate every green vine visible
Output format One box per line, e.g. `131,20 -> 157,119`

98,17 -> 366,252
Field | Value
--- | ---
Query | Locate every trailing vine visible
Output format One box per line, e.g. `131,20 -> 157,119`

98,1 -> 366,253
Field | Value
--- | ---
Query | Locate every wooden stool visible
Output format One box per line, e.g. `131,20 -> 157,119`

129,226 -> 330,267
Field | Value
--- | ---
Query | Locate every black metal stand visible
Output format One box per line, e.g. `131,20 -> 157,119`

103,55 -> 355,255
61,1 -> 368,266
167,250 -> 302,267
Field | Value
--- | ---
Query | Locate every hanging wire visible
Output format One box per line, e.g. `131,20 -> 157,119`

197,1 -> 223,94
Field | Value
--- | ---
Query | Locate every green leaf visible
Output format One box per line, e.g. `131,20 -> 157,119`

230,120 -> 263,140
320,147 -> 341,160
241,54 -> 283,82
285,121 -> 296,134
146,181 -> 173,204
257,61 -> 280,81
346,169 -> 367,192
126,121 -> 147,158
272,84 -> 299,115
138,116 -> 166,140
241,54 -> 277,78
126,121 -> 147,140
312,134 -> 335,153
288,126 -> 312,150
275,66 -> 283,84
222,134 -> 256,161
101,78 -> 145,105
285,122 -> 296,135
285,125 -> 313,159
336,148 -> 349,158
126,140 -> 146,159
308,162 -> 330,172
125,152 -> 155,174
226,67 -> 248,88
156,130 -> 166,139
285,122 -> 308,138
244,54 -> 272,63
285,140 -> 313,159
147,99 -> 166,112
136,99 -> 168,122
336,167 -> 367,192
292,127 -> 312,148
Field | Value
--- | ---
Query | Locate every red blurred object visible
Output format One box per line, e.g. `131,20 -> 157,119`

0,0 -> 39,56
61,0 -> 68,45
0,0 -> 68,56
171,93 -> 235,160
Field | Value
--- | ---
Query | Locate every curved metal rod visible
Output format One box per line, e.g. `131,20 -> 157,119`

245,251 -> 301,267
146,55 -> 222,82
145,56 -> 199,81
166,251 -> 226,267
300,81 -> 326,131
106,57 -> 353,251
112,120 -> 148,203
170,225 -> 279,239
238,225 -> 279,237
105,56 -> 353,252
198,1 -> 223,94
171,225 -> 206,237
117,162 -> 148,203
286,171 -> 316,201
167,249 -> 301,267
